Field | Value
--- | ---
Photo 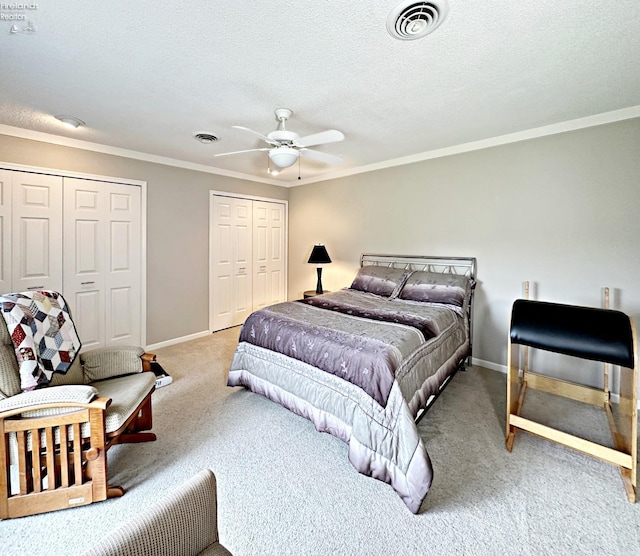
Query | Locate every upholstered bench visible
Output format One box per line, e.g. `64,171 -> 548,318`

0,319 -> 157,519
506,299 -> 637,502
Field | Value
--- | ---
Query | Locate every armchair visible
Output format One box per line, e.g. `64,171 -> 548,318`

0,293 -> 157,519
85,469 -> 232,556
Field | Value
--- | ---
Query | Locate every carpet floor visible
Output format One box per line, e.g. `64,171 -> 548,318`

2,327 -> 639,555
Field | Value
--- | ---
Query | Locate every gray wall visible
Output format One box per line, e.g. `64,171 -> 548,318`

288,118 -> 640,385
3,118 -> 639,386
0,134 -> 288,345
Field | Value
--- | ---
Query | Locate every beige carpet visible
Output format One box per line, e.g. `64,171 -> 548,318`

2,327 -> 639,555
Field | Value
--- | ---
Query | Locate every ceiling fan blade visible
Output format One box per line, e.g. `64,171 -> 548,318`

295,129 -> 344,148
214,147 -> 269,157
300,148 -> 343,165
232,125 -> 279,145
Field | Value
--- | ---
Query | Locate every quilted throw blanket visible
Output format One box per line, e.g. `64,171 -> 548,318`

0,290 -> 81,392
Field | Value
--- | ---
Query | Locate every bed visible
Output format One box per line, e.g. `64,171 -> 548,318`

227,254 -> 476,512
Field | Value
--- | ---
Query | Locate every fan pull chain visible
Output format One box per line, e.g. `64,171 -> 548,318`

298,156 -> 301,180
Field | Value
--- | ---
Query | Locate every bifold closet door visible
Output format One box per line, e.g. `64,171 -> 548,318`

252,201 -> 285,311
210,196 -> 253,331
63,178 -> 141,349
11,172 -> 63,294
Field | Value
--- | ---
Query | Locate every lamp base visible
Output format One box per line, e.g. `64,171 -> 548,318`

315,267 -> 323,295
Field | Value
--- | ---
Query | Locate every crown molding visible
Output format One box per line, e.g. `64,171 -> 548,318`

290,105 -> 640,187
0,124 -> 286,187
2,104 -> 639,189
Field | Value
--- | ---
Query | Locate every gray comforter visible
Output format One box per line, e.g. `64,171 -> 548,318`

227,289 -> 469,513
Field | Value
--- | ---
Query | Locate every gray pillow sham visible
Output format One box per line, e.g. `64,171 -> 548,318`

349,265 -> 411,297
398,271 -> 471,307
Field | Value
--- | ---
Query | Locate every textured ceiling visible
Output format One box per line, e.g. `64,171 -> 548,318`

1,1 -> 639,185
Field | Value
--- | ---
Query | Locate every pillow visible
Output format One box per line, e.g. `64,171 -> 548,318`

398,271 -> 472,307
349,265 -> 411,298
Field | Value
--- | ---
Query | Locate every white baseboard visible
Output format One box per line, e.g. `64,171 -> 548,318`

471,357 -> 507,374
146,330 -> 211,351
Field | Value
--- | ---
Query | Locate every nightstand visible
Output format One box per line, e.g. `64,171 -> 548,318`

304,290 -> 330,299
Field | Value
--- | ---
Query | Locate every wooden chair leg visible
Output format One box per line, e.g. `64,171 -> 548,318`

108,485 -> 125,498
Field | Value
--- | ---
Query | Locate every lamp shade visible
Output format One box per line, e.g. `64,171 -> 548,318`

269,146 -> 299,168
308,244 -> 332,264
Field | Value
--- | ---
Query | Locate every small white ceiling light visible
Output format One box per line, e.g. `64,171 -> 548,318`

386,0 -> 449,41
54,115 -> 85,129
193,131 -> 219,144
269,146 -> 299,168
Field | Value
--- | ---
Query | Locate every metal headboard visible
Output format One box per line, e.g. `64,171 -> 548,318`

360,253 -> 476,281
360,253 -> 477,364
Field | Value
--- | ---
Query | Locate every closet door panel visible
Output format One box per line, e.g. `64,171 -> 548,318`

211,196 -> 254,330
215,275 -> 232,320
211,197 -> 234,330
105,185 -> 141,346
231,199 -> 253,326
64,178 -> 141,349
252,201 -> 286,309
234,272 -> 251,313
252,206 -> 269,310
73,291 -> 103,350
12,173 -> 63,293
109,286 -> 134,343
233,204 -> 251,266
268,208 -> 285,305
253,270 -> 267,310
75,220 -> 100,274
212,220 -> 233,324
64,179 -> 107,350
22,220 -> 49,275
270,269 -> 283,304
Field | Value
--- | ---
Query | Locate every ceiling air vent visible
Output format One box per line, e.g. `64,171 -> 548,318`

193,132 -> 219,144
386,0 -> 449,41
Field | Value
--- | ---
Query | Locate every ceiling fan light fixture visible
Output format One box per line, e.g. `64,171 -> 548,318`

269,146 -> 299,168
217,109 -> 344,171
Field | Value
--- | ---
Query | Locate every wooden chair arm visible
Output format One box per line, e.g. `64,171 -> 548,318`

140,352 -> 156,372
0,396 -> 111,421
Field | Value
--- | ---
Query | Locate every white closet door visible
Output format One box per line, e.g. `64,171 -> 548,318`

105,183 -> 141,347
63,179 -> 107,350
0,170 -> 12,294
253,201 -> 286,311
64,178 -> 141,349
210,196 -> 253,331
12,172 -> 63,293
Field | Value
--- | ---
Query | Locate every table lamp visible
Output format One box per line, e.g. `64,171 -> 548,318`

308,244 -> 332,294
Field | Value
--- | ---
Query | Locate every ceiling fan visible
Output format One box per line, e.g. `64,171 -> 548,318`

215,108 -> 344,171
